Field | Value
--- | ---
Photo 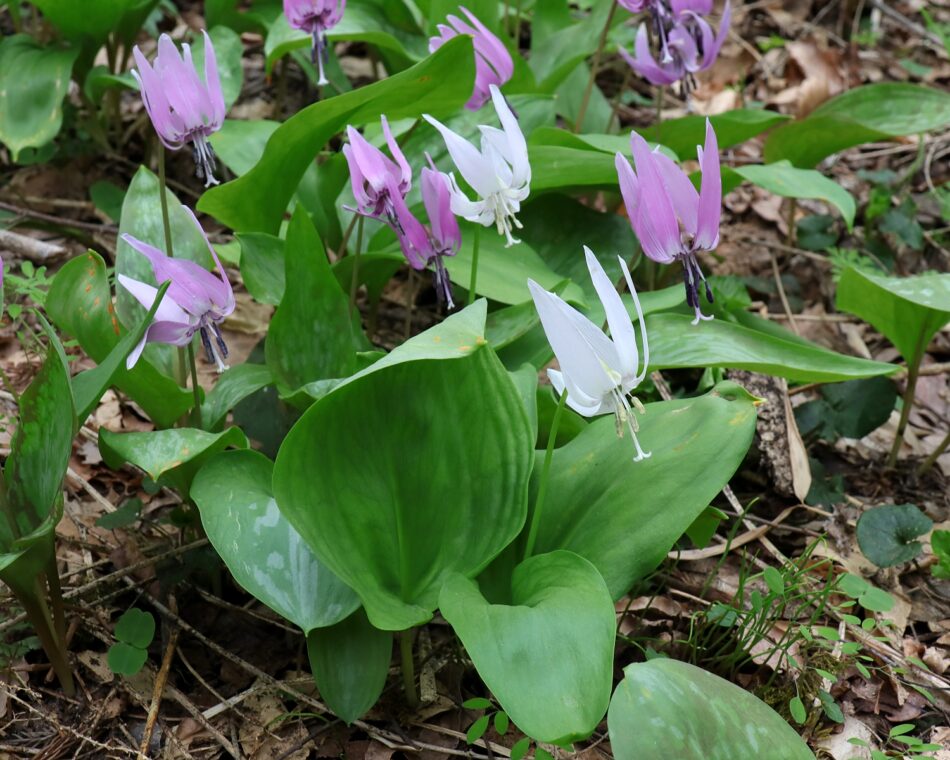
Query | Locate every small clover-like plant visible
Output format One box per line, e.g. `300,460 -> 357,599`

107,608 -> 155,676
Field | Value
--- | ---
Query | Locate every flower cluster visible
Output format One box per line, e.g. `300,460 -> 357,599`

619,0 -> 731,97
283,0 -> 347,86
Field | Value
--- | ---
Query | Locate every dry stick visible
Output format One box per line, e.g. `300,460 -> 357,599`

138,597 -> 181,759
574,1 -> 618,134
769,250 -> 799,335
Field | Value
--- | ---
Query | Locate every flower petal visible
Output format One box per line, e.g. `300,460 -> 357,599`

201,30 -> 227,127
694,118 -> 721,250
489,84 -> 530,186
629,132 -> 683,262
584,247 -> 640,380
423,114 -> 499,197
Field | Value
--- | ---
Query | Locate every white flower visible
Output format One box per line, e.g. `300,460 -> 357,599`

528,247 -> 651,462
423,84 -> 530,247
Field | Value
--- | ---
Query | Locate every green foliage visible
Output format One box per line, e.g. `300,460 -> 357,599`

0,35 -> 78,161
932,531 -> 950,580
733,162 -> 855,230
608,659 -> 816,760
441,550 -> 615,744
794,377 -> 897,442
856,504 -> 933,568
107,608 -> 155,676
192,450 -> 359,632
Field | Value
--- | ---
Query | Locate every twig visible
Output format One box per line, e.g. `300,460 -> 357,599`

0,201 -> 116,233
769,250 -> 799,335
867,0 -> 945,49
0,230 -> 66,262
666,506 -> 801,561
138,597 -> 180,759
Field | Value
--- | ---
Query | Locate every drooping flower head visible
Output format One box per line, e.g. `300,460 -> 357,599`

619,0 -> 730,97
423,84 -> 530,247
283,0 -> 346,86
343,115 -> 413,230
529,247 -> 651,462
119,206 -> 235,372
389,157 -> 462,307
429,7 -> 514,111
615,119 -> 721,324
132,32 -> 226,187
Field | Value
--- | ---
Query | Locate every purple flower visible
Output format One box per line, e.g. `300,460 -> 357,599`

283,0 -> 346,86
617,0 -> 656,11
429,7 -> 513,110
389,158 -> 462,308
619,0 -> 730,94
118,206 -> 235,371
343,116 -> 412,229
615,119 -> 721,324
132,32 -> 226,187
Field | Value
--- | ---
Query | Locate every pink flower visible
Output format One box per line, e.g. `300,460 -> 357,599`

389,158 -> 462,308
343,116 -> 412,228
615,120 -> 721,324
429,7 -> 513,110
132,32 -> 226,187
283,0 -> 346,85
118,206 -> 235,371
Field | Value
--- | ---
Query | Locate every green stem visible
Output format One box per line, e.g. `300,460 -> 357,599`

13,580 -> 74,696
44,554 -> 68,648
400,630 -> 419,710
187,342 -> 203,429
524,390 -> 568,559
348,216 -> 365,317
917,427 -> 950,476
888,342 -> 925,468
157,145 -> 175,259
574,1 -> 618,134
467,226 -> 481,307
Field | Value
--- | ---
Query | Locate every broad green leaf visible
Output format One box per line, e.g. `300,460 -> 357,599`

640,109 -> 791,157
99,427 -> 248,497
32,0 -> 157,46
198,35 -> 475,234
238,232 -> 285,306
265,208 -> 369,394
45,251 -> 192,428
306,608 -> 392,723
114,608 -> 155,648
116,166 -> 214,332
836,267 -> 950,366
530,0 -> 616,91
201,363 -> 274,431
521,382 -> 756,598
440,550 -> 615,744
647,313 -> 895,383
529,145 -> 617,192
0,36 -> 78,161
765,83 -> 950,167
107,642 -> 148,675
450,223 -> 586,306
332,250 -> 405,306
70,281 -> 172,424
273,308 -> 534,630
734,162 -> 855,230
192,450 -> 359,631
794,377 -> 897,441
191,26 -> 244,110
2,318 -> 74,542
608,659 -> 816,760
856,504 -> 933,568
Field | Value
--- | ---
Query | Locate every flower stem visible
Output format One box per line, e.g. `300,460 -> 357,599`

888,342 -> 925,468
157,145 -> 175,259
348,215 -> 364,318
187,342 -> 203,429
524,390 -> 568,559
399,629 -> 419,710
918,427 -> 950,476
575,1 -> 618,134
467,225 -> 481,307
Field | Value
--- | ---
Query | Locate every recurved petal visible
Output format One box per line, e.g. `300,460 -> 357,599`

695,118 -> 722,250
201,30 -> 226,127
584,247 -> 640,380
116,274 -> 192,325
629,131 -> 683,262
423,114 -> 499,198
422,167 -> 460,254
489,85 -> 530,187
548,369 -> 608,417
182,204 -> 235,314
652,149 -> 699,236
617,255 -> 649,385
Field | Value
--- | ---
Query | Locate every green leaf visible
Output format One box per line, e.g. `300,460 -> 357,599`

647,313 -> 895,383
462,697 -> 492,710
114,608 -> 155,648
466,714 -> 491,744
88,180 -> 126,223
529,145 -> 618,192
95,498 -> 143,530
1,318 -> 74,544
200,363 -> 274,431
306,607 -> 392,723
608,659 -> 816,760
32,0 -> 157,47
639,109 -> 791,157
116,166 -> 215,342
192,450 -> 359,632
932,530 -> 950,580
237,232 -> 285,306
763,566 -> 785,595
272,306 -> 534,630
493,711 -> 510,735
794,377 -> 897,441
198,35 -> 475,234
0,36 -> 78,161
856,504 -> 933,568
510,737 -> 531,760
46,250 -> 192,428
734,162 -> 856,230
99,427 -> 248,497
789,696 -> 806,724
836,267 -> 950,367
765,83 -> 950,167
440,551 -> 615,744
818,689 -> 844,723
107,641 -> 148,676
190,26 -> 244,110
518,382 -> 756,599
265,208 -> 369,394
